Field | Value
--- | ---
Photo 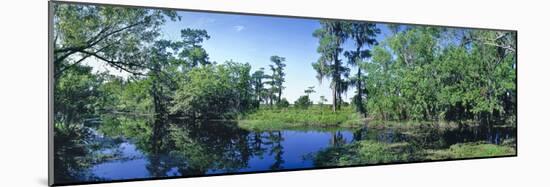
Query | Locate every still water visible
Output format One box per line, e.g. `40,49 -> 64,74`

54,116 -> 515,184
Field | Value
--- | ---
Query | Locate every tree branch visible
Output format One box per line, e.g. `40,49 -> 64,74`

54,53 -> 92,78
77,49 -> 146,76
54,50 -> 80,65
483,42 -> 516,52
54,20 -> 146,54
54,44 -> 113,78
461,36 -> 516,53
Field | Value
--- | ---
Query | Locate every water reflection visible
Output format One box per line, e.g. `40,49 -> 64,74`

54,115 -> 516,184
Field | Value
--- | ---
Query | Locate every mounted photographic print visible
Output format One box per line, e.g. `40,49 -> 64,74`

49,1 -> 517,186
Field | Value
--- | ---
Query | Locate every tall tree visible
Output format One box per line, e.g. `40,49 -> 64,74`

344,22 -> 380,117
266,66 -> 276,107
305,86 -> 316,96
147,29 -> 211,120
226,61 -> 253,112
270,56 -> 286,103
312,20 -> 350,112
178,28 -> 211,67
251,68 -> 267,108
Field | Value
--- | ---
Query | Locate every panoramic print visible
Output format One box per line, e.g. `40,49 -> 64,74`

51,2 -> 517,185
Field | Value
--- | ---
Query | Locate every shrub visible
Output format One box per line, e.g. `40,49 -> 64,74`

294,95 -> 313,109
276,98 -> 290,108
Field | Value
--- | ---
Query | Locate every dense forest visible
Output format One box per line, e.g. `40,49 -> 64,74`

52,3 -> 516,184
54,5 -> 516,126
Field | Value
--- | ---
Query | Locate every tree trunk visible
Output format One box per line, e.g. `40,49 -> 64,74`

357,68 -> 366,117
269,92 -> 273,107
278,87 -> 282,103
337,91 -> 342,110
334,53 -> 340,111
332,88 -> 337,112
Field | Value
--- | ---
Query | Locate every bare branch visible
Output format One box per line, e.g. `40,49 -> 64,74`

483,42 -> 516,52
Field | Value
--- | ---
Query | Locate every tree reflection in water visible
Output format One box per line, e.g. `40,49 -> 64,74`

267,132 -> 285,170
54,115 -> 516,184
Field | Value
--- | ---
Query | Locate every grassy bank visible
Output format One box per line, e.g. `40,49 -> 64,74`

425,142 -> 516,159
239,106 -> 364,131
314,140 -> 413,167
313,140 -> 516,167
238,105 -> 514,131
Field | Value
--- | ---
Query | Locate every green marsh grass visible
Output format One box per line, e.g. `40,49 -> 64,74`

313,140 -> 515,167
313,140 -> 414,167
239,105 -> 365,131
425,142 -> 516,159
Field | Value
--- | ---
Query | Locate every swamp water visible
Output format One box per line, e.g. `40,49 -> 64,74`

54,116 -> 516,184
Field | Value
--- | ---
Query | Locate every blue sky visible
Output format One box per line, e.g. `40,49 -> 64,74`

160,10 -> 391,103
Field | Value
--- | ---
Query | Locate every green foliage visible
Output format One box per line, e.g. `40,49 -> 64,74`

304,86 -> 316,96
344,22 -> 380,117
178,28 -> 211,67
426,142 -> 516,159
312,21 -> 352,112
96,116 -> 253,176
314,140 -> 515,167
251,68 -> 268,108
52,4 -> 518,180
54,121 -> 123,182
314,141 -> 413,167
239,106 -> 363,131
98,77 -> 153,113
364,27 -> 516,123
98,115 -> 153,142
53,3 -> 178,77
54,3 -> 516,128
169,62 -> 253,119
53,123 -> 92,182
265,56 -> 286,106
276,98 -> 290,108
294,95 -> 313,109
54,65 -> 103,124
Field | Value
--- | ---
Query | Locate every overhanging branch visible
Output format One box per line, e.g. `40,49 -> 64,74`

77,50 -> 146,76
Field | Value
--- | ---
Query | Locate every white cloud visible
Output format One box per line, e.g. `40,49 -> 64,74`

233,25 -> 245,32
195,17 -> 216,27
